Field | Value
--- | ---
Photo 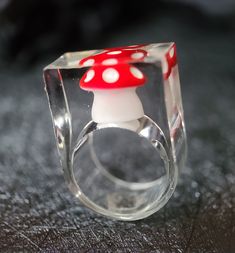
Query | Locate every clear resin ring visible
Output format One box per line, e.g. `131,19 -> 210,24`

43,43 -> 187,220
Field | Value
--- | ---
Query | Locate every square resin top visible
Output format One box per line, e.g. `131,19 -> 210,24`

43,42 -> 182,128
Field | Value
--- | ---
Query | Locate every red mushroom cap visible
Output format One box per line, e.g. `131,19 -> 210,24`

164,44 -> 177,80
80,64 -> 146,90
79,48 -> 147,67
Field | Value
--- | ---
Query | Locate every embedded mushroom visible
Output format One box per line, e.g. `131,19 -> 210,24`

80,63 -> 146,129
79,46 -> 148,130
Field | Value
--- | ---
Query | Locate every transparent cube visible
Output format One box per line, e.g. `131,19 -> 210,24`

43,43 -> 187,220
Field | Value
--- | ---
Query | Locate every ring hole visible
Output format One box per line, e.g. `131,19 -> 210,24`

92,128 -> 165,183
72,124 -> 170,215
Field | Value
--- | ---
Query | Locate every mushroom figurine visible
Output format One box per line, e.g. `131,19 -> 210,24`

79,47 -> 147,130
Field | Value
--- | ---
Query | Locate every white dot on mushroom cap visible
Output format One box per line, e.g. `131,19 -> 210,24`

102,68 -> 119,83
102,58 -> 118,65
130,67 -> 143,79
83,58 -> 95,66
84,69 -> 95,82
107,50 -> 122,55
131,52 -> 144,59
169,48 -> 174,58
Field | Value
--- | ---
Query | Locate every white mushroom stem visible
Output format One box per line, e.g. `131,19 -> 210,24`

91,87 -> 144,131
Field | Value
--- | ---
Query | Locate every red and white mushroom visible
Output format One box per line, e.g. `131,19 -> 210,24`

79,46 -> 147,128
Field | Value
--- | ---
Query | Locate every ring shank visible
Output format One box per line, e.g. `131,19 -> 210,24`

69,115 -> 178,220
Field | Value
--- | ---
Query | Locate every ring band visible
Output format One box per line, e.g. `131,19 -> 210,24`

74,115 -> 170,190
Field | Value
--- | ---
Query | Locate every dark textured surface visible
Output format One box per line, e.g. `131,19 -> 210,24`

1,8 -> 235,253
